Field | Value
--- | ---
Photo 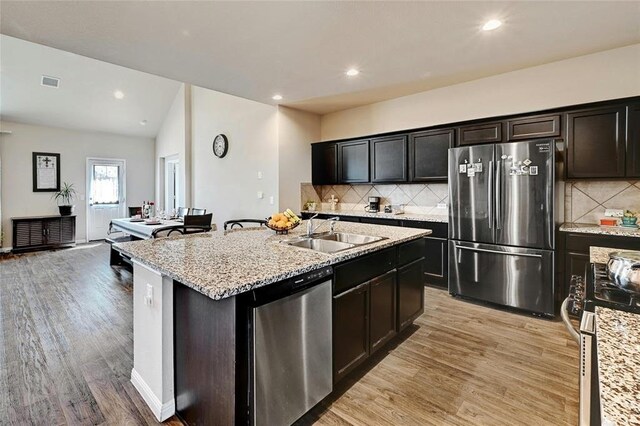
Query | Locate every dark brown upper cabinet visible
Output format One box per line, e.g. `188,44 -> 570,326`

507,114 -> 561,141
566,106 -> 626,178
627,103 -> 640,178
370,135 -> 407,183
457,121 -> 503,146
311,143 -> 338,185
338,139 -> 370,183
408,128 -> 453,181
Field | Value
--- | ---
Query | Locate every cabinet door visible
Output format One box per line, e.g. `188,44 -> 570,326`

424,237 -> 448,289
370,135 -> 407,183
507,114 -> 561,141
627,103 -> 640,178
408,129 -> 452,181
566,106 -> 626,178
60,216 -> 76,244
338,140 -> 369,183
333,282 -> 369,383
397,258 -> 425,331
311,143 -> 338,185
457,122 -> 503,146
369,271 -> 397,354
44,218 -> 62,245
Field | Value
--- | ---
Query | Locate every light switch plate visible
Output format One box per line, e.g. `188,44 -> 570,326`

257,191 -> 264,199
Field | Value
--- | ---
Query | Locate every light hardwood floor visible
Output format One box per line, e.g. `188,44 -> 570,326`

1,244 -> 578,425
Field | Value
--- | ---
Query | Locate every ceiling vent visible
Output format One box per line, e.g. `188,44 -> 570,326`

41,75 -> 60,88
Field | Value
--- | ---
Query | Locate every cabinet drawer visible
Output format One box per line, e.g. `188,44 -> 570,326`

360,217 -> 401,227
508,114 -> 561,141
334,248 -> 395,294
457,122 -> 503,145
398,238 -> 426,267
401,220 -> 448,238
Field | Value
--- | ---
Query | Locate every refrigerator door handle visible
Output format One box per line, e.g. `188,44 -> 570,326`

488,160 -> 493,229
456,245 -> 543,259
496,160 -> 502,230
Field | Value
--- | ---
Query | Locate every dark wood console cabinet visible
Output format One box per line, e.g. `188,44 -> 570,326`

12,215 -> 76,252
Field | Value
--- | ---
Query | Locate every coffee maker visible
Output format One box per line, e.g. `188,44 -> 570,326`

365,196 -> 381,213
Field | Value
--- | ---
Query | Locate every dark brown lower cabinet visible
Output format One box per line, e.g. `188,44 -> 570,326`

369,271 -> 397,354
423,237 -> 448,288
397,258 -> 425,331
333,282 -> 370,383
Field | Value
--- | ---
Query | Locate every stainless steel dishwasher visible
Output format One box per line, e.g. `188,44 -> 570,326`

248,266 -> 333,426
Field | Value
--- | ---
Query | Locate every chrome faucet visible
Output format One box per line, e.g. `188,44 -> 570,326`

306,214 -> 340,237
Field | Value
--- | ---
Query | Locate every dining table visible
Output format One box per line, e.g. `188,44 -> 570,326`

110,217 -> 186,240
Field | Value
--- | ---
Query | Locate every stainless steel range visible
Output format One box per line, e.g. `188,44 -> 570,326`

448,139 -> 562,316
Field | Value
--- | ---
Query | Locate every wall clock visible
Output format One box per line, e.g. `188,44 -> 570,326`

212,134 -> 229,158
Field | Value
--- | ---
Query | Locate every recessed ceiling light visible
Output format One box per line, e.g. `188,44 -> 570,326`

139,120 -> 148,126
482,19 -> 502,31
113,90 -> 125,99
272,94 -> 283,101
346,68 -> 360,77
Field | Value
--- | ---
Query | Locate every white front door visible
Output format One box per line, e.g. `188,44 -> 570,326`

87,158 -> 126,241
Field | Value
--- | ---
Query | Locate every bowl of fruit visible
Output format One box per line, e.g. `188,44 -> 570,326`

266,209 -> 302,234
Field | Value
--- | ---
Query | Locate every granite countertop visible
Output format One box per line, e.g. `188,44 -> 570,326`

560,223 -> 640,238
595,307 -> 640,425
304,208 -> 448,223
115,221 -> 431,301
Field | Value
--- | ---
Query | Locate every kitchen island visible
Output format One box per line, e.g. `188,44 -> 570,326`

115,221 -> 431,424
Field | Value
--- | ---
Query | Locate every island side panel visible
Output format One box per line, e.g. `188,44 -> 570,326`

174,282 -> 238,425
131,262 -> 175,421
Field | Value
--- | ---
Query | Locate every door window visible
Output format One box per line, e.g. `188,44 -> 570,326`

91,164 -> 120,204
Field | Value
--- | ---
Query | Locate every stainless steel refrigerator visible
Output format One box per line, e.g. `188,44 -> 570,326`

448,139 -> 560,316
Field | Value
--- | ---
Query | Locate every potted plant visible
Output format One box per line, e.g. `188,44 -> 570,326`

53,182 -> 77,216
622,210 -> 638,227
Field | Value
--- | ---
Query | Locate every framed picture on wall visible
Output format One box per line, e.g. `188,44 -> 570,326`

33,152 -> 60,192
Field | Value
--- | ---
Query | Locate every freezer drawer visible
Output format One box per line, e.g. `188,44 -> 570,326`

449,240 -> 555,316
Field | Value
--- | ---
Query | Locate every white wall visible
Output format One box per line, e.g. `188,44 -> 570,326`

321,44 -> 640,140
0,121 -> 155,248
155,84 -> 189,210
191,86 -> 279,228
277,106 -> 321,211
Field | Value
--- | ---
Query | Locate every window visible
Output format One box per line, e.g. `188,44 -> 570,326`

91,165 -> 120,204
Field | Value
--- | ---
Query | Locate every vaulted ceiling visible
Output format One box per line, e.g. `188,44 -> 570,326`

2,1 -> 639,115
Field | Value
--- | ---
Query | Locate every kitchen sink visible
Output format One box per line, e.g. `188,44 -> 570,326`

316,232 -> 386,245
284,237 -> 355,254
281,232 -> 387,254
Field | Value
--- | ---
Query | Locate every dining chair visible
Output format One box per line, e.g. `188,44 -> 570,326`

168,213 -> 213,236
223,219 -> 268,231
128,206 -> 142,217
190,208 -> 207,215
177,207 -> 190,218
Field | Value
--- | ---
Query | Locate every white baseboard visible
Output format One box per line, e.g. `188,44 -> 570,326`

75,238 -> 87,244
130,368 -> 175,421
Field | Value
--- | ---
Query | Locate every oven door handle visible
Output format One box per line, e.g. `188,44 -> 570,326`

560,297 -> 580,344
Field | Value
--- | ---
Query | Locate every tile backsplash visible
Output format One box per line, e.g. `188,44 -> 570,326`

300,183 -> 449,215
565,180 -> 640,224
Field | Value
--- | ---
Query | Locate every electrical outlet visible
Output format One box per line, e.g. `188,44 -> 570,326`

144,283 -> 153,306
257,171 -> 263,179
269,196 -> 274,205
257,191 -> 264,199
437,203 -> 447,209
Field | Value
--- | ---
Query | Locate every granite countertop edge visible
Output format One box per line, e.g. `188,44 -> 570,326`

559,223 -> 640,238
116,226 -> 431,301
303,209 -> 449,223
